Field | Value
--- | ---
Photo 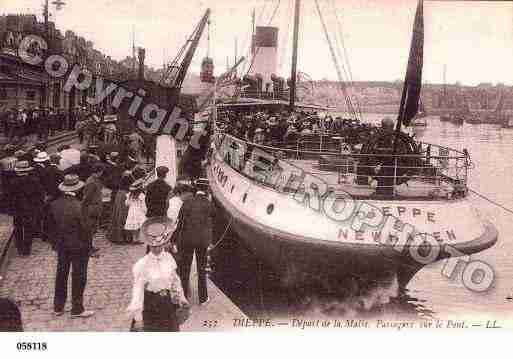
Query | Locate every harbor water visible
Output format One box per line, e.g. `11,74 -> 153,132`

210,114 -> 513,322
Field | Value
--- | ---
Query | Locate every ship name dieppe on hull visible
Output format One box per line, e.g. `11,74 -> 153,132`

335,206 -> 458,244
211,138 -> 459,246
212,133 -> 496,293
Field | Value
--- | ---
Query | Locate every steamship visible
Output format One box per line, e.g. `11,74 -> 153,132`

205,0 -> 497,289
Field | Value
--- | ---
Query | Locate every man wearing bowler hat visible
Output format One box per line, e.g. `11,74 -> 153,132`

48,174 -> 94,318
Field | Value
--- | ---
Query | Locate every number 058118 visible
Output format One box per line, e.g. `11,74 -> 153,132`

17,342 -> 47,351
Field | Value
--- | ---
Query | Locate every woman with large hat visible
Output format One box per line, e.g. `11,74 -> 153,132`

127,217 -> 189,331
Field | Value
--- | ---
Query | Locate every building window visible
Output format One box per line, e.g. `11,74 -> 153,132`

26,90 -> 36,101
0,89 -> 7,100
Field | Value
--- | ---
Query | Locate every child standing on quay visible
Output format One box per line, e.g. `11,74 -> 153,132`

124,179 -> 146,244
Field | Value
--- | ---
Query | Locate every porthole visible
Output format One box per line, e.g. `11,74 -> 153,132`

242,193 -> 247,203
266,204 -> 274,215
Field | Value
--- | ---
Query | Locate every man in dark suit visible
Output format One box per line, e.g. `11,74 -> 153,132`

39,154 -> 65,243
102,152 -> 122,204
0,297 -> 23,331
10,161 -> 45,256
37,108 -> 49,141
145,166 -> 172,218
46,154 -> 64,201
0,144 -> 17,215
82,163 -> 104,257
177,189 -> 215,305
33,151 -> 51,185
48,174 -> 94,318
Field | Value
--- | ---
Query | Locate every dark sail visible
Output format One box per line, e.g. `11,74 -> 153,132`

397,0 -> 424,127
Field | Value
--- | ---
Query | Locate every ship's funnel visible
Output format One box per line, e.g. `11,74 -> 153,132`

250,26 -> 278,94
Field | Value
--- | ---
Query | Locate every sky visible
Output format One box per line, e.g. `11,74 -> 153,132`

2,0 -> 513,86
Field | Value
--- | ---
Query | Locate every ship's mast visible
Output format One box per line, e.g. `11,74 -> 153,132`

132,25 -> 136,77
250,8 -> 256,58
289,0 -> 301,110
443,64 -> 447,108
234,37 -> 238,77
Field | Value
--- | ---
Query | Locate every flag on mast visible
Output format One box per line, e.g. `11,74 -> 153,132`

397,0 -> 424,127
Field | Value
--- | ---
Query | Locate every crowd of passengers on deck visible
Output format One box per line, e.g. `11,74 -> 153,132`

216,110 -> 373,147
212,113 -> 462,200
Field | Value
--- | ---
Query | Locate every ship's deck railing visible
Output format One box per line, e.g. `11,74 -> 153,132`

213,132 -> 470,200
239,89 -> 287,101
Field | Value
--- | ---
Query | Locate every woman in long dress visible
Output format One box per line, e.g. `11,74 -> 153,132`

127,217 -> 189,331
124,179 -> 146,244
107,175 -> 131,244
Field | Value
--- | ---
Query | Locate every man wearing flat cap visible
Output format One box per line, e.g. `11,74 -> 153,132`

48,174 -> 94,318
145,166 -> 172,218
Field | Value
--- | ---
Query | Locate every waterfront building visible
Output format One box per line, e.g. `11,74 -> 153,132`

0,13 -> 130,114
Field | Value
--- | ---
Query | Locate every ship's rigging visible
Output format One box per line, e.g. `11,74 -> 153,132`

224,0 -> 369,123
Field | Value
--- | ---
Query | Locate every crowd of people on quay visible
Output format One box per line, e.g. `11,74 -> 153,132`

0,105 -> 117,147
0,128 -> 214,330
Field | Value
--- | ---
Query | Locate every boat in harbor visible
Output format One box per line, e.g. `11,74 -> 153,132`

411,99 -> 427,127
501,116 -> 513,128
465,115 -> 482,124
449,113 -> 464,125
439,114 -> 451,122
206,0 -> 497,290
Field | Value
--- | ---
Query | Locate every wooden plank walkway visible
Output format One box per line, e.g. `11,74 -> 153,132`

0,220 -> 246,331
